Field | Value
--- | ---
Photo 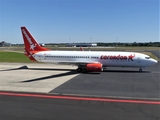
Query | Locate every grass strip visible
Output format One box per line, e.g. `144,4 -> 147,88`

0,51 -> 33,63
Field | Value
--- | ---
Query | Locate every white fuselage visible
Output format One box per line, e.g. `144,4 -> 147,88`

32,51 -> 157,68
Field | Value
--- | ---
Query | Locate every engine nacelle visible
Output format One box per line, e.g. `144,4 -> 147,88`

86,63 -> 103,72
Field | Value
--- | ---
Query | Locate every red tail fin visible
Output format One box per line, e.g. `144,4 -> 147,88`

80,47 -> 84,51
21,27 -> 49,51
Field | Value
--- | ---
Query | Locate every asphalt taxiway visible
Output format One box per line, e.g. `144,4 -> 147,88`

0,93 -> 159,120
0,62 -> 159,100
51,62 -> 160,100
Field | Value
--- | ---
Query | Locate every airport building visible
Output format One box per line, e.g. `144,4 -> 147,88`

66,43 -> 97,47
0,41 -> 11,47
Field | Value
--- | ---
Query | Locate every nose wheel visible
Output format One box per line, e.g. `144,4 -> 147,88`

139,68 -> 143,72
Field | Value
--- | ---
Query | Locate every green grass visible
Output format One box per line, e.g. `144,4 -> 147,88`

0,51 -> 33,63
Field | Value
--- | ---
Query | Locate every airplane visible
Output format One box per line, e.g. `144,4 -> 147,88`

21,27 -> 158,72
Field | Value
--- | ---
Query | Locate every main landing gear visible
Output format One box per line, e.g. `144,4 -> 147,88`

76,65 -> 86,73
77,67 -> 83,73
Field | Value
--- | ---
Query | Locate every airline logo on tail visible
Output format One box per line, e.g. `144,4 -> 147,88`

21,27 -> 49,51
22,29 -> 37,50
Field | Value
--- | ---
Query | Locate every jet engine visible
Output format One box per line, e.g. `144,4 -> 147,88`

77,63 -> 103,72
86,63 -> 103,72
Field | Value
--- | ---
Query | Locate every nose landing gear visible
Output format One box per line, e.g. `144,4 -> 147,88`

139,68 -> 143,72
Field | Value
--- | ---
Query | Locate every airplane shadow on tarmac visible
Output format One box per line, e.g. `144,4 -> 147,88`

21,71 -> 79,82
21,69 -> 149,84
1,65 -> 150,73
0,65 -> 75,72
1,65 -> 150,83
0,66 -> 29,71
0,66 -> 78,82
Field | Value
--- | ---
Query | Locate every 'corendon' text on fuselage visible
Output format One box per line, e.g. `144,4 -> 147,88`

100,54 -> 135,61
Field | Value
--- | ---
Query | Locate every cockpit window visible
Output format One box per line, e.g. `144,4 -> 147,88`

145,57 -> 150,59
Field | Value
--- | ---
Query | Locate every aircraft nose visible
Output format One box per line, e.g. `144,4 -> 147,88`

151,59 -> 158,65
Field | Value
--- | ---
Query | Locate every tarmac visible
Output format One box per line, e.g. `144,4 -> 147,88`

0,94 -> 159,120
0,63 -> 78,93
0,62 -> 159,100
0,50 -> 159,120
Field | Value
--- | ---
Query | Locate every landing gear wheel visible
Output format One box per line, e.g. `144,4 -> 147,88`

139,68 -> 143,72
77,67 -> 82,73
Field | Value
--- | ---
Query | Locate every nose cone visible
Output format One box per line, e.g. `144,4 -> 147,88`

151,58 -> 158,65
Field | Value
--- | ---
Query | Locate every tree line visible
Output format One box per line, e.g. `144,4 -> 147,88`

97,42 -> 160,47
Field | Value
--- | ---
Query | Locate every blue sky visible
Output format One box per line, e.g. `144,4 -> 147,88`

0,0 -> 159,44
